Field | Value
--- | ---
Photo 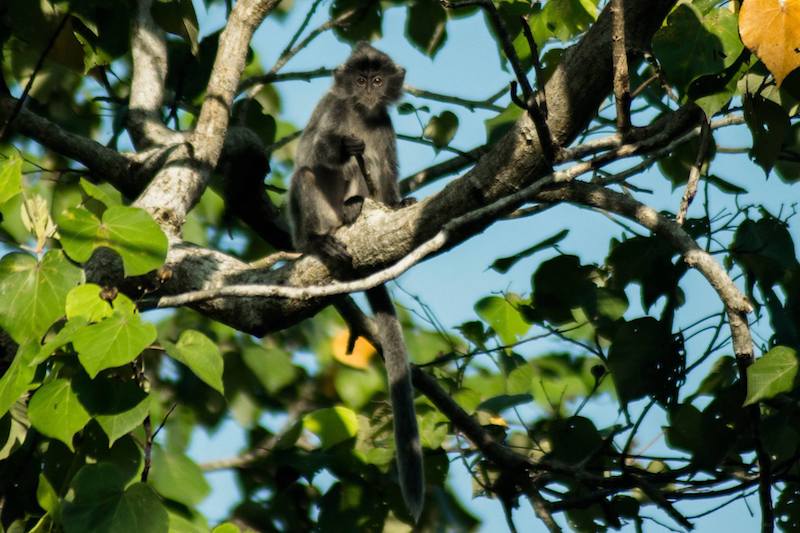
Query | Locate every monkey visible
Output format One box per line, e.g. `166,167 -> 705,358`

286,42 -> 424,521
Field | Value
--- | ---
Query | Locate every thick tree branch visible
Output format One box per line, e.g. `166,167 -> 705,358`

145,0 -> 681,336
134,0 -> 280,232
0,97 -> 140,195
129,0 -> 180,147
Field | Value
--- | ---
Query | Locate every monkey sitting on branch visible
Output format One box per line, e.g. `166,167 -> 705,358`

286,42 -> 424,521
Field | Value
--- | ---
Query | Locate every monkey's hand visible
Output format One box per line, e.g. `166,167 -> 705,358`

398,196 -> 417,208
342,135 -> 365,157
342,195 -> 364,224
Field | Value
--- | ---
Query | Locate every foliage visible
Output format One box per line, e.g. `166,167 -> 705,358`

1,0 -> 800,532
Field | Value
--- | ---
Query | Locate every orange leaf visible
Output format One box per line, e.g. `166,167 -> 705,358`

739,0 -> 800,86
331,328 -> 377,369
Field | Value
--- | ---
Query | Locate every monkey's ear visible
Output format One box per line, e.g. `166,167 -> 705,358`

395,66 -> 406,84
333,66 -> 345,84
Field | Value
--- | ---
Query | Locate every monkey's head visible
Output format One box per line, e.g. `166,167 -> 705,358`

333,42 -> 405,113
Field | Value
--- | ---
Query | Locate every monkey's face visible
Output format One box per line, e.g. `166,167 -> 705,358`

335,45 -> 405,112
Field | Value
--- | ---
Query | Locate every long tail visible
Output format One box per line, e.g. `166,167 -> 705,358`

366,285 -> 425,522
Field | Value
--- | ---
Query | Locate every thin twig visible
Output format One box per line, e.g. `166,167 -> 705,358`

0,10 -> 71,141
404,85 -> 504,112
676,117 -> 710,225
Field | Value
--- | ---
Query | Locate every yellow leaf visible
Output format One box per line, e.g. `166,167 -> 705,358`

739,0 -> 800,86
331,328 -> 376,369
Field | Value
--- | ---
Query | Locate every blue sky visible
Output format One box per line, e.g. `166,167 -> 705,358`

184,1 -> 800,531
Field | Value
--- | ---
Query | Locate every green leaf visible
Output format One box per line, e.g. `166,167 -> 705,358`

66,284 -> 114,322
0,251 -> 82,344
541,0 -> 596,42
62,464 -> 169,533
152,0 -> 199,55
334,365 -> 384,410
28,379 -> 91,451
72,296 -> 157,377
241,345 -> 297,395
406,1 -> 448,57
79,178 -> 122,207
331,0 -> 383,42
608,318 -> 683,406
76,376 -> 150,446
0,153 -> 23,205
211,525 -> 241,533
163,330 -> 225,394
0,342 -> 38,418
0,400 -> 30,460
32,318 -> 89,366
423,110 -> 459,149
653,4 -> 742,93
731,215 -> 798,289
303,406 -> 359,449
150,446 -> 210,506
490,229 -> 569,273
58,206 -> 168,277
167,511 -> 208,533
744,346 -> 799,405
776,122 -> 800,183
485,103 -> 523,145
474,295 -> 530,345
36,473 -> 59,515
745,95 -> 791,174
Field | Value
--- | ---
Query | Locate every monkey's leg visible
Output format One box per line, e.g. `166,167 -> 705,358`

366,285 -> 425,521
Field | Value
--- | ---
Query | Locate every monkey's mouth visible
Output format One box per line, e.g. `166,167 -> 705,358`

356,93 -> 384,112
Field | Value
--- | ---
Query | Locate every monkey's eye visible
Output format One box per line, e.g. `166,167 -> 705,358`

356,76 -> 367,86
372,76 -> 383,86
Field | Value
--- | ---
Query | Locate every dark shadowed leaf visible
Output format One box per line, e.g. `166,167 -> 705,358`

61,463 -> 168,533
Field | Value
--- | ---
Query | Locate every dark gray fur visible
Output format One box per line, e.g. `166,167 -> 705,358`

287,43 -> 424,521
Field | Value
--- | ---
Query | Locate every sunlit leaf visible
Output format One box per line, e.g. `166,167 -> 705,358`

150,446 -> 210,506
744,346 -> 799,405
474,295 -> 530,345
58,206 -> 168,277
0,251 -> 82,344
303,406 -> 359,449
28,379 -> 91,451
162,330 -> 225,394
71,295 -> 157,377
0,153 -> 23,205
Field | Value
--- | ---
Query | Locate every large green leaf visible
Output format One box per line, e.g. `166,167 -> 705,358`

0,152 -> 23,205
406,1 -> 448,57
608,318 -> 683,406
162,330 -> 225,394
242,345 -> 297,395
303,406 -> 359,449
28,379 -> 91,451
58,205 -> 168,276
0,251 -> 82,343
66,283 -> 114,322
75,376 -> 150,446
474,295 -> 530,345
653,4 -> 742,93
61,464 -> 168,533
744,346 -> 799,405
150,446 -> 210,506
0,342 -> 38,418
71,294 -> 157,377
